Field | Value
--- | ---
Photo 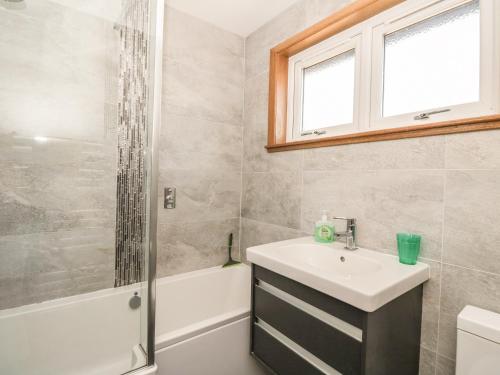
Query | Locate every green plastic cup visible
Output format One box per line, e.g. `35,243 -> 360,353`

397,233 -> 421,265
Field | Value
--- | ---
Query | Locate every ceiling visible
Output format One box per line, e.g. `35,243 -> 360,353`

165,0 -> 300,37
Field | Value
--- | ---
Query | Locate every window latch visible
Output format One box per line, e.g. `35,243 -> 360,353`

414,109 -> 450,121
301,130 -> 327,136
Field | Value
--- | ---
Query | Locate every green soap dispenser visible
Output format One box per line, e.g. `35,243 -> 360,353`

314,211 -> 335,243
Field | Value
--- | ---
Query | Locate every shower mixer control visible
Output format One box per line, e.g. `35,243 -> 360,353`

164,187 -> 176,209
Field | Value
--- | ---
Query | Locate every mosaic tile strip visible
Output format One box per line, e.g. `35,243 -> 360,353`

114,0 -> 151,287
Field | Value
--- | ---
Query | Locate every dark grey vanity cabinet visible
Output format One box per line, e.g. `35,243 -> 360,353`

250,265 -> 423,375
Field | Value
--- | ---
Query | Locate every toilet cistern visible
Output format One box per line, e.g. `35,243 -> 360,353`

456,305 -> 500,375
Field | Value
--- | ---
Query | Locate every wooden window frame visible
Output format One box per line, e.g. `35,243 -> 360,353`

266,0 -> 500,152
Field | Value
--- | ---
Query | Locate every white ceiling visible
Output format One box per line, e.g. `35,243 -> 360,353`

165,0 -> 300,37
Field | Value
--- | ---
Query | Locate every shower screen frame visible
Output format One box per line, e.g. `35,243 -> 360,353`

144,0 -> 164,368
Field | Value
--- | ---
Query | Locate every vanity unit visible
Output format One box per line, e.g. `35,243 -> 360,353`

246,237 -> 430,375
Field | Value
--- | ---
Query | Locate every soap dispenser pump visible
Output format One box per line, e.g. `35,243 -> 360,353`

314,211 -> 335,243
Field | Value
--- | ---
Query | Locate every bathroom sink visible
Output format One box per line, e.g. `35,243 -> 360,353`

269,243 -> 382,279
246,237 -> 430,312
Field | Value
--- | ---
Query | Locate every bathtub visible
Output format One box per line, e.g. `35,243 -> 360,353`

0,283 -> 155,375
0,264 -> 263,375
155,264 -> 264,375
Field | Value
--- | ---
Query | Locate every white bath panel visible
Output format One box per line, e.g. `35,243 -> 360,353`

155,317 -> 265,375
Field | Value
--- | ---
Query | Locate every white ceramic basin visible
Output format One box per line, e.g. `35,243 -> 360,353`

246,237 -> 430,312
270,244 -> 382,279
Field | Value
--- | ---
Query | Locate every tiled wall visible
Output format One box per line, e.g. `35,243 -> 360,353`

0,2 -> 119,309
156,6 -> 245,277
0,3 -> 246,308
240,1 -> 500,374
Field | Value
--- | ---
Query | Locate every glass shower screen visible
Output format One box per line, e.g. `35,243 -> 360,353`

0,0 -> 161,374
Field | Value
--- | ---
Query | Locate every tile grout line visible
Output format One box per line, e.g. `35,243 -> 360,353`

162,110 -> 242,128
242,171 -> 305,175
298,168 -> 500,172
440,261 -> 500,278
434,136 -> 449,374
437,352 -> 457,362
237,36 -> 247,261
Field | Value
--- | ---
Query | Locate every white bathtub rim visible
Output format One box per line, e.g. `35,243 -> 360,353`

0,281 -> 147,318
155,307 -> 249,351
1,264 -> 249,319
126,363 -> 158,375
2,264 -> 249,317
156,263 -> 248,287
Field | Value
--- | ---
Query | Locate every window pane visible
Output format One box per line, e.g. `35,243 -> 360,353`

383,0 -> 480,118
302,49 -> 355,132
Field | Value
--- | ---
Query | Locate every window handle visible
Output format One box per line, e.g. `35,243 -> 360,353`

301,130 -> 327,136
414,109 -> 450,120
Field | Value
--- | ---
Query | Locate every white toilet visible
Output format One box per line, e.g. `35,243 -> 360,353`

456,305 -> 500,375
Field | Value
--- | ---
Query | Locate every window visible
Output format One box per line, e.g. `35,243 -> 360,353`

288,36 -> 361,140
370,0 -> 497,129
302,50 -> 355,132
383,1 -> 480,118
280,0 -> 499,145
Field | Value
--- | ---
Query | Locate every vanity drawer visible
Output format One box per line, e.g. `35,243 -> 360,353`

253,323 -> 326,375
254,285 -> 362,375
254,265 -> 363,328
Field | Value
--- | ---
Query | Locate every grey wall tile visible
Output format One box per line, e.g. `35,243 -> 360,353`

0,274 -> 71,311
0,276 -> 28,310
243,123 -> 303,173
162,6 -> 244,126
156,218 -> 240,277
302,170 -> 444,260
0,233 -> 64,280
303,137 -> 445,171
438,264 -> 500,359
242,172 -> 302,229
0,135 -> 116,236
443,171 -> 500,274
163,60 -> 244,125
28,266 -> 113,305
419,347 -> 437,375
156,7 -> 245,278
0,228 -> 115,309
242,71 -> 303,173
240,218 -> 306,261
157,168 -> 242,224
0,0 -> 125,309
164,6 -> 244,78
244,71 -> 269,129
0,3 -> 117,143
297,0 -> 352,28
245,3 -> 303,79
436,355 -> 455,375
421,260 -> 442,352
160,114 -> 242,172
446,130 -> 500,169
245,0 -> 352,80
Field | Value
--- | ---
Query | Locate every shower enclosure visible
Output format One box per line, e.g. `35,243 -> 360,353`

0,0 -> 163,373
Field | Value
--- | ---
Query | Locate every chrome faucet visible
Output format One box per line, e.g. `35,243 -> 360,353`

332,217 -> 357,250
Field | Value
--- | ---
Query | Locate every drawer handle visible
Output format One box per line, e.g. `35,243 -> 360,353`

256,319 -> 341,375
257,281 -> 363,342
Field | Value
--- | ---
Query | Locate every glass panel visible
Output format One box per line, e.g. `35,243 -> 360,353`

302,49 -> 356,132
383,0 -> 480,117
0,0 -> 159,374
